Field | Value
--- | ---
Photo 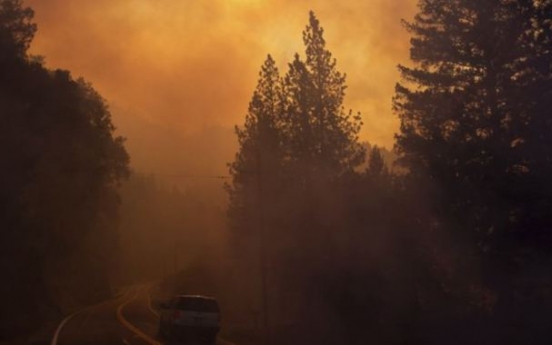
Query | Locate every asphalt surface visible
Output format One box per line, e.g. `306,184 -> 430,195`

52,285 -> 233,345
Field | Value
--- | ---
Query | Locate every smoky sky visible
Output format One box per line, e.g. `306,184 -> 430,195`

26,0 -> 417,176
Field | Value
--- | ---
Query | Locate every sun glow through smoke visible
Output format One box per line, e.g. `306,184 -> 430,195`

27,0 -> 417,174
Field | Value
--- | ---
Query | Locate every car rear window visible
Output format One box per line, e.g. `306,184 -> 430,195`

176,297 -> 220,313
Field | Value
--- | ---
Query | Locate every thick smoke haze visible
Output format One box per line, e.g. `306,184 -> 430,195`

26,0 -> 417,182
2,0 -> 551,343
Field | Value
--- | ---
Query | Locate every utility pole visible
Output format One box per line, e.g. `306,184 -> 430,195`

256,149 -> 271,345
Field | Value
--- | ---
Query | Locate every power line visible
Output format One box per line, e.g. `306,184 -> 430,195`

139,173 -> 231,179
139,170 -> 272,180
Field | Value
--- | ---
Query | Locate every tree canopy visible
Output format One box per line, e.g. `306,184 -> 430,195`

0,0 -> 129,336
227,12 -> 365,236
394,0 -> 552,257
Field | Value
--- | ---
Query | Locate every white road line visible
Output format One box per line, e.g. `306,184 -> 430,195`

146,285 -> 160,318
50,309 -> 84,345
50,287 -> 134,345
116,286 -> 162,345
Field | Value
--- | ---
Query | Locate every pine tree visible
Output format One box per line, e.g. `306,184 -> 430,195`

513,1 -> 552,248
227,55 -> 284,234
367,146 -> 387,177
0,0 -> 36,61
283,12 -> 364,182
393,0 -> 551,253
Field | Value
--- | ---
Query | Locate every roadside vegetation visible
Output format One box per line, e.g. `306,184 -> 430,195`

0,0 -> 129,339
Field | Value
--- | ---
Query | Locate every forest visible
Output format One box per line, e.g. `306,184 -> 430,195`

1,0 -> 552,344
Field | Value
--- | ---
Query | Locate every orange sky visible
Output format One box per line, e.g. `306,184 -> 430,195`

26,0 -> 418,181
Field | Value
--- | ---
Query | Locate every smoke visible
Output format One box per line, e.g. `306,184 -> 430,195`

26,0 -> 417,173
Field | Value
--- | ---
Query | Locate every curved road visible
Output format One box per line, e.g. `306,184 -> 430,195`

51,286 -> 233,345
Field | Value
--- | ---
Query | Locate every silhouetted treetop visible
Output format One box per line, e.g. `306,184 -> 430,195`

228,12 -> 365,239
395,0 -> 552,257
0,0 -> 35,60
227,55 -> 285,234
284,11 -> 364,178
229,54 -> 284,181
367,146 -> 387,177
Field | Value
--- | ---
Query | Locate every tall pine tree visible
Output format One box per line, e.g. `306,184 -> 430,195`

393,0 -> 552,256
284,11 -> 364,182
229,12 -> 365,232
227,55 -> 284,235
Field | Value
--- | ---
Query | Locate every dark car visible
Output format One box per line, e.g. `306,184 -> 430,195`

158,295 -> 220,343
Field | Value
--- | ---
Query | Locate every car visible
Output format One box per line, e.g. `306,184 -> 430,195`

158,295 -> 220,343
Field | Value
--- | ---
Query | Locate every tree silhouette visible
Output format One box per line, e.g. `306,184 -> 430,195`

0,0 -> 35,61
227,13 -> 368,343
227,55 -> 285,236
0,0 -> 129,337
284,11 -> 364,181
394,0 -> 552,256
367,146 -> 387,177
394,1 -> 552,341
228,12 -> 365,240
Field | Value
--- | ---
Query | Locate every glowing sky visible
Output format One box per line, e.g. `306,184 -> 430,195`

26,0 -> 418,176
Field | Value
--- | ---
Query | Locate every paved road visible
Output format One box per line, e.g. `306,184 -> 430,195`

52,285 -> 233,345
